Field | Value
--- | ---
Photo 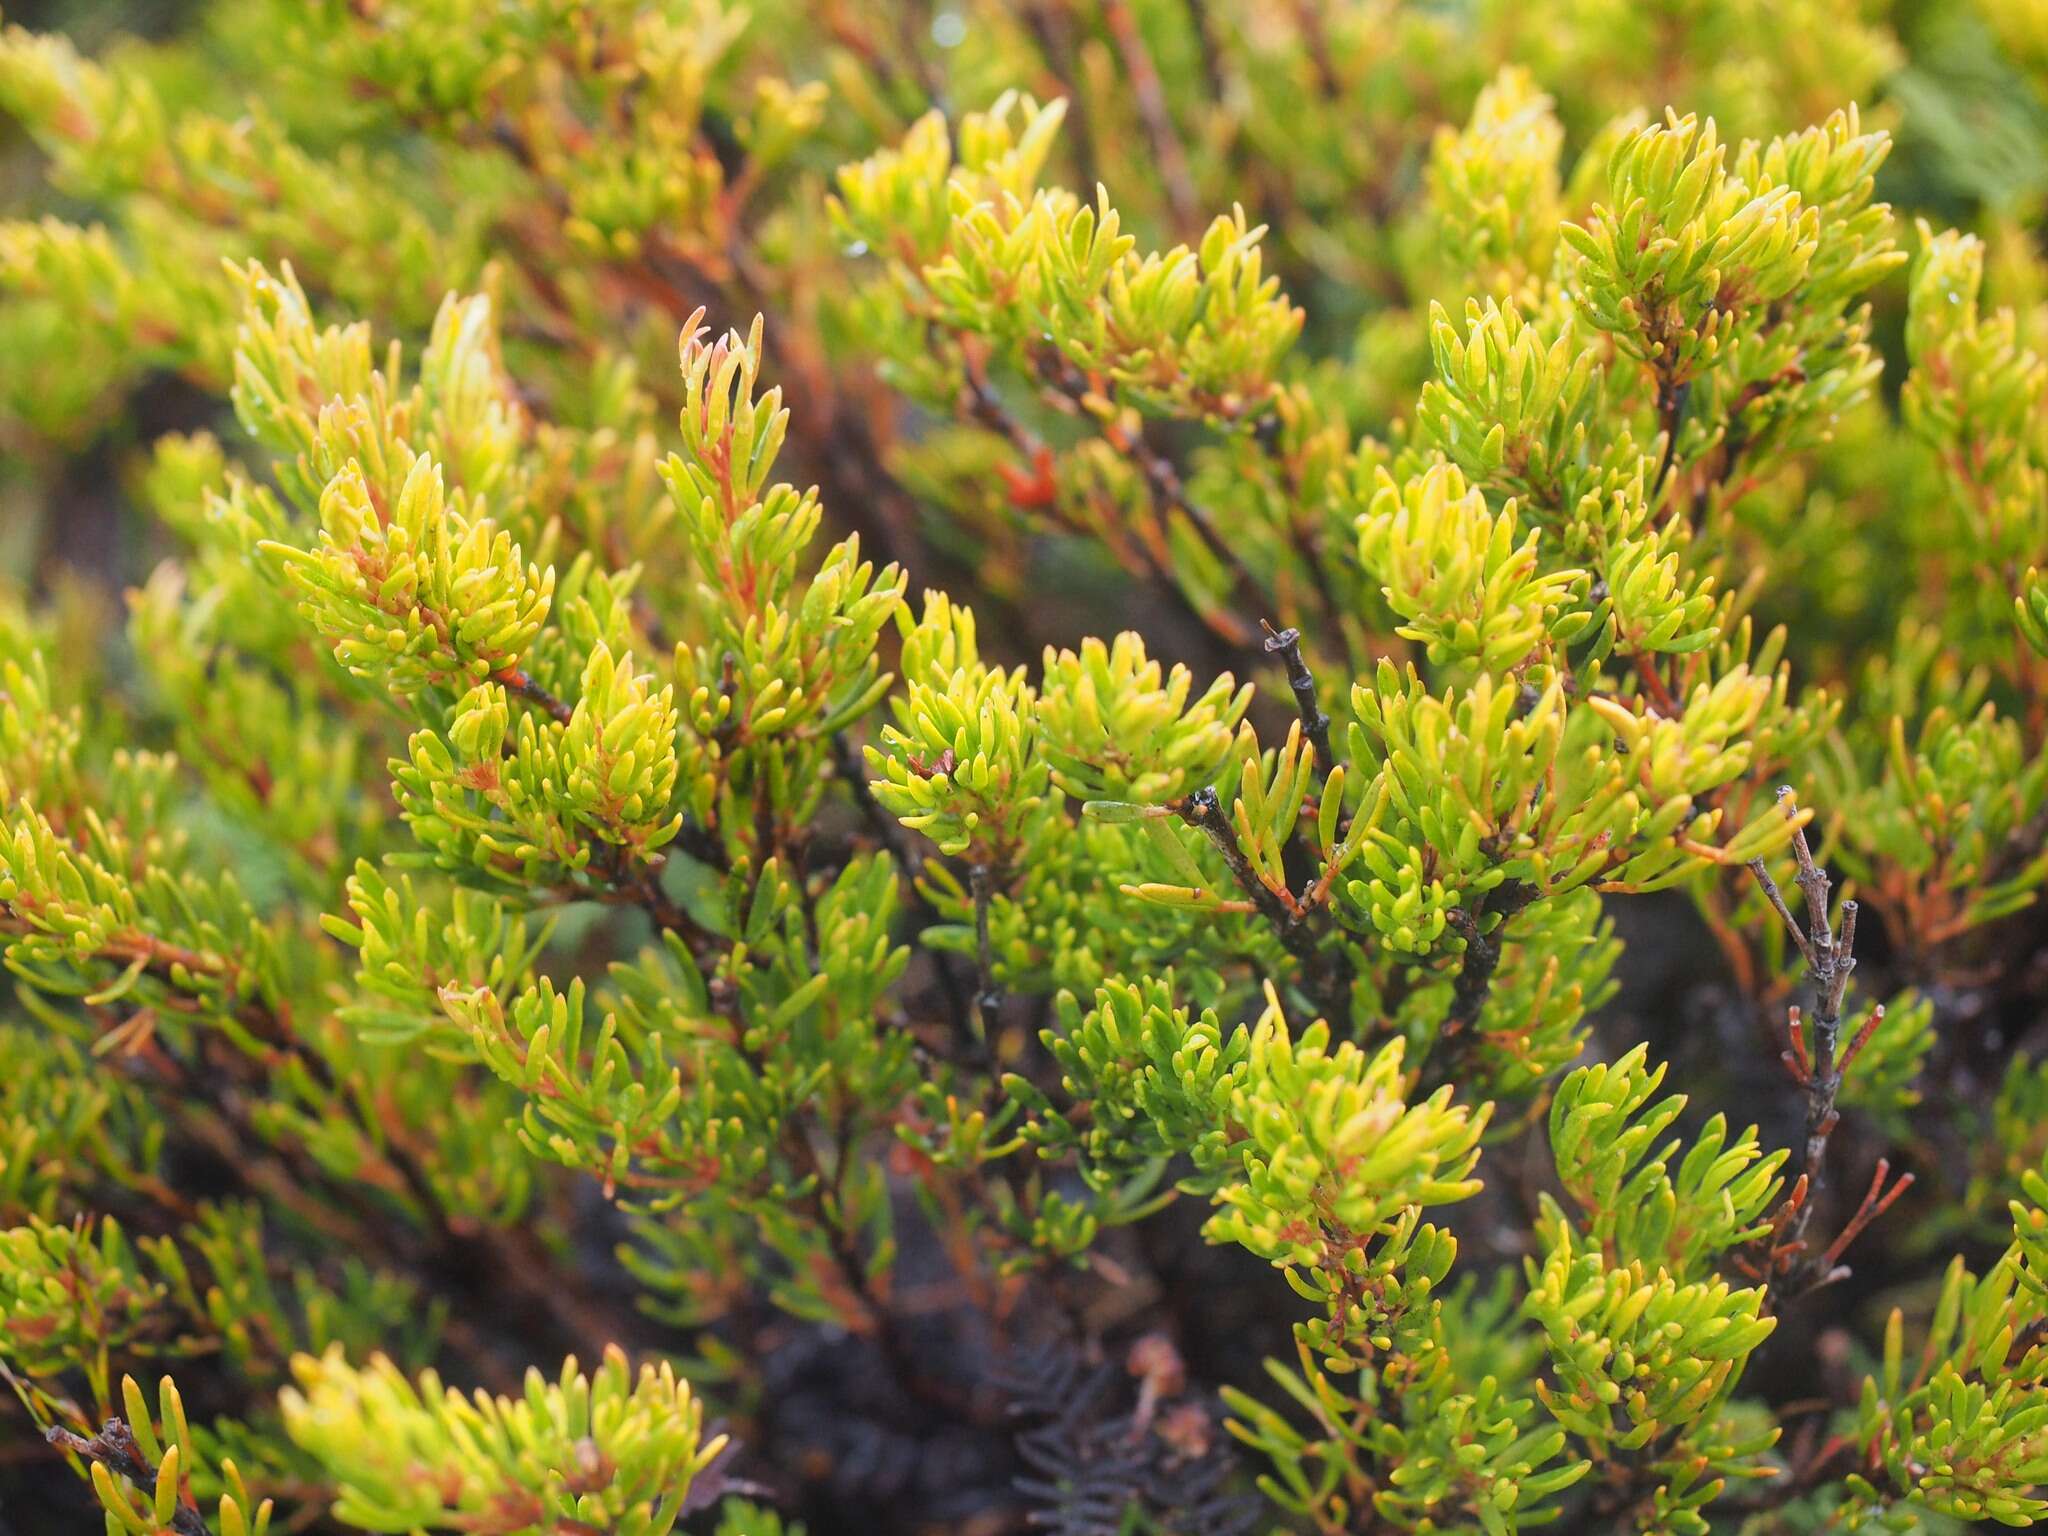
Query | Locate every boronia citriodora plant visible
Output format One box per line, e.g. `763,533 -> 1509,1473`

2,2 -> 2048,1533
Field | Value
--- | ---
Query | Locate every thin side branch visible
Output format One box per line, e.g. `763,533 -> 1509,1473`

1814,1159 -> 1914,1275
1173,786 -> 1351,1022
591,843 -> 730,973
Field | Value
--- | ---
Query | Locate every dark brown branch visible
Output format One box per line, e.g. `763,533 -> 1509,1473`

725,990 -> 975,1421
47,1420 -> 210,1536
496,99 -> 929,584
1406,878 -> 1547,1100
1260,619 -> 1334,771
0,904 -> 291,1058
1175,789 -> 1298,936
493,665 -> 575,726
1688,365 -> 1805,529
833,730 -> 920,879
956,355 -> 1260,688
1440,881 -> 1540,1042
674,814 -> 732,875
587,841 -> 729,974
1185,0 -> 1231,105
1114,422 -> 1265,642
959,361 -> 1183,595
474,89 -> 934,590
1172,786 -> 1351,1021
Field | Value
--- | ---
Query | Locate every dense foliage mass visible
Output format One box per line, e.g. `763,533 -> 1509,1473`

3,1 -> 2048,1532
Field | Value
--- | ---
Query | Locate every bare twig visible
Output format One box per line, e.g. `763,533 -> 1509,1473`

1747,788 -> 1856,1203
833,730 -> 920,879
1739,1155 -> 1915,1301
1185,0 -> 1231,104
1260,620 -> 1334,772
1174,788 -> 1298,937
1632,651 -> 1681,717
590,841 -> 729,972
1740,788 -> 1918,1293
47,1420 -> 210,1536
1687,364 -> 1805,529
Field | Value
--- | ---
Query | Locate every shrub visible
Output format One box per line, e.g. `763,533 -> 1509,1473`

3,3 -> 2048,1533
